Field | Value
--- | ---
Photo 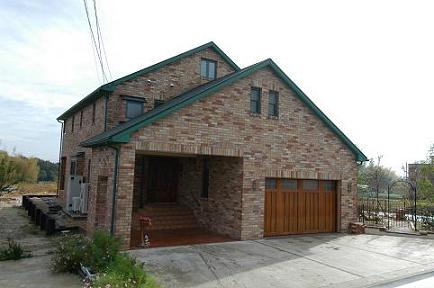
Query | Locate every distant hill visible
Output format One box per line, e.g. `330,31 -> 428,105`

37,159 -> 58,182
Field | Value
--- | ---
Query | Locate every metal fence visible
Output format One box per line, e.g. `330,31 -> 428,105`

358,197 -> 434,232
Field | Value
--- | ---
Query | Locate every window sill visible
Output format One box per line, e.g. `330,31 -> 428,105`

267,115 -> 279,120
249,112 -> 261,118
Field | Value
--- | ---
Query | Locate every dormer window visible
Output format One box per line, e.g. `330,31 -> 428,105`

125,99 -> 144,120
200,59 -> 217,80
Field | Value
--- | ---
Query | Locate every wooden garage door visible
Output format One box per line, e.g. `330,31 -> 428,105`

264,179 -> 337,236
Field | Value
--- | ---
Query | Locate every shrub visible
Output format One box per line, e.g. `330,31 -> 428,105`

92,254 -> 158,288
51,234 -> 90,273
52,231 -> 158,287
85,230 -> 121,273
0,238 -> 31,261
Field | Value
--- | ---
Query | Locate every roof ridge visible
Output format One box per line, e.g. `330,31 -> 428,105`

58,42 -> 239,120
81,59 -> 367,162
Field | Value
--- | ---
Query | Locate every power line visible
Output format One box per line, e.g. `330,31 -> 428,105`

83,0 -> 111,83
92,0 -> 112,79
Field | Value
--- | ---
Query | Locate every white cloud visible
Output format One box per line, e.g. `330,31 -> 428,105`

0,0 -> 433,171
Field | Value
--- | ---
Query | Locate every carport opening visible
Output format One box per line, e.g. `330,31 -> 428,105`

130,153 -> 243,248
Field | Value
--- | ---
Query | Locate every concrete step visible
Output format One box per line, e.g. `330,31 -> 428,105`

136,204 -> 199,231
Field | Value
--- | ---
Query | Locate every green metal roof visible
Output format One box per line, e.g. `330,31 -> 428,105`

81,59 -> 368,162
57,42 -> 240,120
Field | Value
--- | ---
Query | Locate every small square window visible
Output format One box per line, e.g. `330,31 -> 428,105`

154,99 -> 165,108
200,59 -> 217,80
126,100 -> 144,120
268,91 -> 279,117
250,87 -> 261,114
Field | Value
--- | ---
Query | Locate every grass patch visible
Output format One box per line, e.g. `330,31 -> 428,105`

7,182 -> 57,197
0,238 -> 31,261
91,254 -> 158,288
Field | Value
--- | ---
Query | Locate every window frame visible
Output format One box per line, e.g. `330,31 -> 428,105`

71,115 -> 75,133
250,87 -> 262,114
125,98 -> 144,120
70,160 -> 77,176
200,58 -> 217,80
80,110 -> 83,128
268,90 -> 279,117
92,102 -> 96,125
154,99 -> 165,108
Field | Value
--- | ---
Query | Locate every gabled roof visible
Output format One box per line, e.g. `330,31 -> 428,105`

57,42 -> 240,120
81,59 -> 368,162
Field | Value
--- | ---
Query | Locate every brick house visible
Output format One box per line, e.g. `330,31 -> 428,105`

57,42 -> 367,248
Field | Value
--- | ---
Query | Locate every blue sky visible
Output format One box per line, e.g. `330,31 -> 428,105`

0,0 -> 433,173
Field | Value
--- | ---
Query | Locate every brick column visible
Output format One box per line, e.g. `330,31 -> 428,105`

114,143 -> 136,249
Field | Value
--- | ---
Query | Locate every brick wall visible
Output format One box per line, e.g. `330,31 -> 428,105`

60,95 -> 107,205
106,48 -> 236,129
177,156 -> 243,239
128,66 -> 358,240
61,49 -> 360,246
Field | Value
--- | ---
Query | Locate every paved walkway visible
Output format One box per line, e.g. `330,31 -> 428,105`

0,198 -> 81,288
131,233 -> 434,288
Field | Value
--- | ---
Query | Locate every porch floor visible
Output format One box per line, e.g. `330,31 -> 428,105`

130,228 -> 234,249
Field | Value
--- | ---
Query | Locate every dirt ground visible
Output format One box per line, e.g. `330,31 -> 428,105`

0,197 -> 82,288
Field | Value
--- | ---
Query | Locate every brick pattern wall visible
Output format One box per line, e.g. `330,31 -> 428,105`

177,156 -> 243,239
87,146 -> 116,233
62,49 -> 360,246
60,95 -> 107,204
106,48 -> 236,129
128,66 -> 358,240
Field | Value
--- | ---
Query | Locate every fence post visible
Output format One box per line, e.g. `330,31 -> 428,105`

387,185 -> 390,230
414,184 -> 417,231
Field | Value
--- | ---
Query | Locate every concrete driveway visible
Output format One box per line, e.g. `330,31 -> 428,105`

130,234 -> 434,288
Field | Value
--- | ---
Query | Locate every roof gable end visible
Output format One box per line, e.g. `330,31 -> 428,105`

81,59 -> 368,162
57,42 -> 239,120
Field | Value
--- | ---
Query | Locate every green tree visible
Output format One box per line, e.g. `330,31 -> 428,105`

0,151 -> 17,191
0,151 -> 39,193
416,144 -> 434,200
37,159 -> 58,182
358,156 -> 398,197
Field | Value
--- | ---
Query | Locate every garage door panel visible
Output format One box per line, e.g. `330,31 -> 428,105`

264,178 -> 336,236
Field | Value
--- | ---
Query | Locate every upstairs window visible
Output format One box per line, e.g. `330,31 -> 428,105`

126,99 -> 144,120
71,115 -> 75,132
80,110 -> 83,128
250,87 -> 261,114
200,59 -> 217,80
268,91 -> 279,117
154,99 -> 165,108
92,102 -> 96,124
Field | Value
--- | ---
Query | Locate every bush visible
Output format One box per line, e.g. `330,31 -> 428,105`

92,254 -> 158,288
52,231 -> 158,287
0,238 -> 31,261
85,230 -> 121,273
51,234 -> 90,273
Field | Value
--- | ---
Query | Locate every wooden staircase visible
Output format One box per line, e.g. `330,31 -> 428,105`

134,203 -> 199,231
